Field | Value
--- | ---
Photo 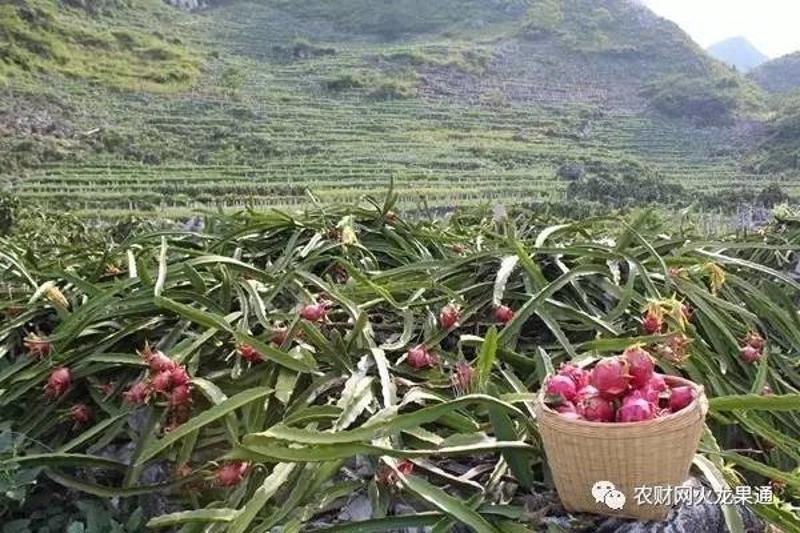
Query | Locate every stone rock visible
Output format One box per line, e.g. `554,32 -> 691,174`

557,163 -> 586,181
337,495 -> 372,523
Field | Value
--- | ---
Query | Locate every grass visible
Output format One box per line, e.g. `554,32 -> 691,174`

0,195 -> 799,530
0,0 -> 200,91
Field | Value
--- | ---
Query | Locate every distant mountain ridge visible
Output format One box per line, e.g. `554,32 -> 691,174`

707,36 -> 768,72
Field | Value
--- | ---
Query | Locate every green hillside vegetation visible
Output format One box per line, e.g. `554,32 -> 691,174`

0,0 -> 199,90
269,0 -> 528,40
748,93 -> 800,174
643,71 -> 764,125
750,52 -> 800,94
0,0 -> 793,216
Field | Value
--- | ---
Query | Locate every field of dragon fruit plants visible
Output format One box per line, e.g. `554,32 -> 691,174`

1,192 -> 799,532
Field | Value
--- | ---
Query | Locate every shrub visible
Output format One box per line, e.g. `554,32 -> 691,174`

566,173 -> 688,207
756,183 -> 790,207
642,73 -> 764,125
281,37 -> 336,60
0,190 -> 18,235
324,69 -> 417,98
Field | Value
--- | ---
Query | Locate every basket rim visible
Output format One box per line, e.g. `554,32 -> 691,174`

537,374 -> 707,429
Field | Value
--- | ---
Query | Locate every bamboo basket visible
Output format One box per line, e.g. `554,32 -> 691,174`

535,375 -> 708,521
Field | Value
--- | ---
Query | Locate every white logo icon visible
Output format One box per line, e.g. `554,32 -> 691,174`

604,489 -> 627,509
591,480 -> 627,510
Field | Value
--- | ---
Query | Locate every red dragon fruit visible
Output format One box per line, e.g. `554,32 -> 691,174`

577,393 -> 615,422
439,304 -> 461,329
150,370 -> 173,394
624,346 -> 654,389
44,367 -> 71,400
144,349 -> 177,373
642,311 -> 663,334
744,331 -> 765,351
69,403 -> 93,424
494,305 -> 514,324
169,384 -> 192,409
453,362 -> 475,393
237,343 -> 261,364
545,375 -> 577,402
216,462 -> 249,487
574,385 -> 599,402
558,363 -> 590,389
406,345 -> 437,369
590,358 -> 631,398
300,303 -> 326,322
739,345 -> 762,364
124,381 -> 150,404
170,366 -> 190,387
640,373 -> 668,403
669,386 -> 695,413
396,460 -> 414,476
617,391 -> 655,422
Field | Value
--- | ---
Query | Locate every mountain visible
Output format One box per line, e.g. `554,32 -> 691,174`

706,37 -> 769,72
0,0 -> 781,215
750,51 -> 800,94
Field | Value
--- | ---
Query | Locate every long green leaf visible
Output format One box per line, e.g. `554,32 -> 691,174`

397,467 -> 500,533
135,387 -> 271,466
147,509 -> 238,528
229,462 -> 296,533
247,394 -> 525,445
709,394 -> 800,412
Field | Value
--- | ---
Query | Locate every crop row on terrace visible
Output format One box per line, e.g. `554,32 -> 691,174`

7,87 -> 779,214
0,193 -> 799,531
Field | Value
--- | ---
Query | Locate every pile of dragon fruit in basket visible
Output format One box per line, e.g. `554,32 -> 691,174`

544,346 -> 697,423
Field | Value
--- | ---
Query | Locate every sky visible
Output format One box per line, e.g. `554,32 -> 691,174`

642,0 -> 800,59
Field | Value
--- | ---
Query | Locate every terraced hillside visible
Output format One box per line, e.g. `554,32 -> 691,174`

1,0 -> 794,216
